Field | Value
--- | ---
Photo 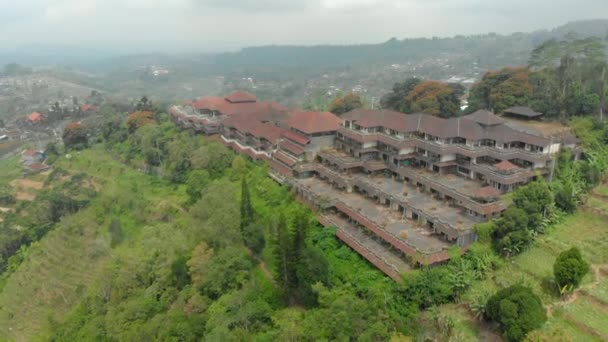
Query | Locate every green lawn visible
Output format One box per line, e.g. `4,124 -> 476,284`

586,196 -> 608,215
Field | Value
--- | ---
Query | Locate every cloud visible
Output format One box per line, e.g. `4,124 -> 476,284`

0,0 -> 605,53
195,0 -> 308,12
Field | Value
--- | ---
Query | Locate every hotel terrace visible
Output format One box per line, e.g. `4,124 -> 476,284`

170,92 -> 578,282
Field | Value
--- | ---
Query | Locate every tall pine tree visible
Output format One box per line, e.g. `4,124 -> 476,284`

272,213 -> 297,303
240,177 -> 254,235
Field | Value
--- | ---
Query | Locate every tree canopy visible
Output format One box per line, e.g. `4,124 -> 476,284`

468,67 -> 534,113
328,92 -> 364,115
486,285 -> 547,342
553,247 -> 589,290
62,122 -> 88,149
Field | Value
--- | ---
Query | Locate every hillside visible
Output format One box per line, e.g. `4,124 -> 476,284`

425,187 -> 608,341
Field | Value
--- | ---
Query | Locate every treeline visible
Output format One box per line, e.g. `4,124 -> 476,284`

377,35 -> 607,120
468,36 -> 608,118
381,78 -> 464,117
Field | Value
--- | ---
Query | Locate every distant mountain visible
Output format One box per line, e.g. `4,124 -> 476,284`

211,19 -> 608,70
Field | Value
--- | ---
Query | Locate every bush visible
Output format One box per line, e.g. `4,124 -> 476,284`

553,247 -> 589,290
492,207 -> 533,257
486,285 -> 547,342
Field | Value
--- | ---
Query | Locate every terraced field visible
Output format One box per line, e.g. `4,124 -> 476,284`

0,212 -> 111,341
450,183 -> 608,340
0,148 -> 188,341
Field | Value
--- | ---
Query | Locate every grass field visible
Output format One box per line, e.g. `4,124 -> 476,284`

0,156 -> 22,187
593,185 -> 608,198
456,188 -> 608,340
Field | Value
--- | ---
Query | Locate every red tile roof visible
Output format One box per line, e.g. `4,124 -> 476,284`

27,112 -> 43,123
274,151 -> 297,167
225,91 -> 257,103
287,111 -> 342,135
282,130 -> 310,145
22,149 -> 39,157
27,163 -> 50,171
279,139 -> 305,156
223,114 -> 286,144
473,186 -> 501,199
80,104 -> 98,112
270,160 -> 293,177
191,96 -> 227,111
495,160 -> 519,171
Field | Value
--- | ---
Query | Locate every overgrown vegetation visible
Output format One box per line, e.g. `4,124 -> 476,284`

469,36 -> 608,118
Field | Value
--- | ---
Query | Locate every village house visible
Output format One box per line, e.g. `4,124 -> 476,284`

21,149 -> 45,164
26,112 -> 44,125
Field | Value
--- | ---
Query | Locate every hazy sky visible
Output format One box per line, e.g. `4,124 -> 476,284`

0,0 -> 606,53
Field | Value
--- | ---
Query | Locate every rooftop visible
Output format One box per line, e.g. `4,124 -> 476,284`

27,112 -> 43,123
342,109 -> 553,146
296,176 -> 452,254
225,91 -> 257,103
288,110 -> 342,135
503,106 -> 543,118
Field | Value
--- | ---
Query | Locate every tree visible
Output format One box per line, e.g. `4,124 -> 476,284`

188,242 -> 214,290
492,207 -> 532,257
553,247 -> 589,291
243,223 -> 265,257
200,247 -> 253,299
486,285 -> 547,342
240,178 -> 254,235
126,111 -> 156,132
186,170 -> 210,204
406,81 -> 462,117
380,78 -> 421,112
512,181 -> 554,233
329,92 -> 364,115
191,143 -> 234,179
468,67 -> 534,113
272,213 -> 297,302
62,122 -> 88,149
134,124 -> 167,166
136,96 -> 152,111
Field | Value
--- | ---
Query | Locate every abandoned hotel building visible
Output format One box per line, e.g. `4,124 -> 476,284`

170,91 -> 578,281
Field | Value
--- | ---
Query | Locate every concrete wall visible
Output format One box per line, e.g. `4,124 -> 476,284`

305,134 -> 336,160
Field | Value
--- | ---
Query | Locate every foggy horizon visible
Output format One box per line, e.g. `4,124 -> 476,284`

1,0 -> 607,54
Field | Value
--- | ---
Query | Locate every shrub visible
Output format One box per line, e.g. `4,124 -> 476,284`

553,247 -> 589,290
486,285 -> 546,342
